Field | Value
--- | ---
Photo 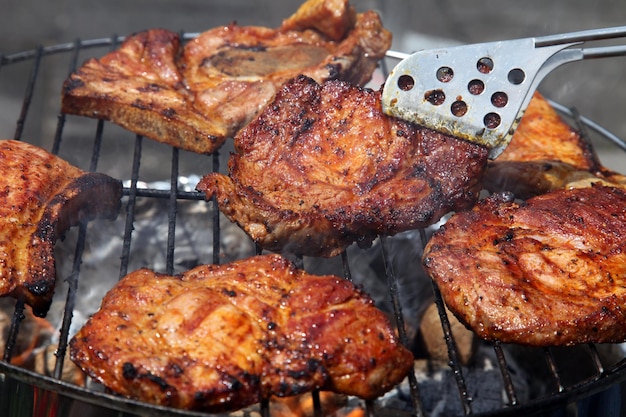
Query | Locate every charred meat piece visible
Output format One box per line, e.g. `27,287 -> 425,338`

423,184 -> 626,346
484,159 -> 626,198
197,75 -> 489,257
61,0 -> 391,154
70,254 -> 413,412
484,93 -> 626,198
0,140 -> 122,316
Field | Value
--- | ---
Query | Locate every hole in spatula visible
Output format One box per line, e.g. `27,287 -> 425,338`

425,89 -> 446,106
451,100 -> 468,117
398,75 -> 415,91
508,68 -> 525,85
468,79 -> 485,95
477,57 -> 494,74
436,66 -> 454,82
484,112 -> 501,129
491,92 -> 508,108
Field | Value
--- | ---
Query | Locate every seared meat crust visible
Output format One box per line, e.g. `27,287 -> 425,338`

484,93 -> 626,198
70,254 -> 413,412
423,184 -> 626,346
0,140 -> 122,316
198,76 -> 489,257
62,0 -> 391,154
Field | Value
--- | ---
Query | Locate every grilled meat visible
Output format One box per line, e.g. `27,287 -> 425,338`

0,140 -> 122,316
197,75 -> 489,257
70,254 -> 413,412
423,184 -> 626,346
484,93 -> 626,198
62,29 -> 225,154
61,0 -> 391,154
497,93 -> 598,168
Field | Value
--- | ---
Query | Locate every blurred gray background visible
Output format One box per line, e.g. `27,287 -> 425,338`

0,0 -> 625,172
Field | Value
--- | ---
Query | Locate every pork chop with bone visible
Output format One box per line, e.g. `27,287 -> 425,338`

61,0 -> 391,154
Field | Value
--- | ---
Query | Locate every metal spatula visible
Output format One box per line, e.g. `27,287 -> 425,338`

381,26 -> 626,159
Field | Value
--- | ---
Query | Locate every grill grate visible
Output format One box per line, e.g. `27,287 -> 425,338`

1,34 -> 626,417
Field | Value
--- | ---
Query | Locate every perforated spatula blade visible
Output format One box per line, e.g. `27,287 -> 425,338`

382,26 -> 626,159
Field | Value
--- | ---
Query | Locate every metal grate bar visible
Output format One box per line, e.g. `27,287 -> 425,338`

212,151 -> 221,265
52,38 -> 82,155
122,188 -> 205,200
430,280 -> 473,415
3,300 -> 25,363
311,390 -> 322,417
340,251 -> 352,281
587,344 -> 605,375
1,36 -> 125,66
89,120 -> 106,171
380,237 -> 424,417
166,147 -> 179,275
0,32 -> 207,67
493,341 -> 519,406
119,135 -> 143,280
13,45 -> 43,141
544,348 -> 565,393
53,223 -> 87,380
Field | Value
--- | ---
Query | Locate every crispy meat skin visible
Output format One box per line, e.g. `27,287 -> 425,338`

0,140 -> 122,316
70,254 -> 413,412
423,184 -> 626,346
197,76 -> 489,257
484,93 -> 626,198
61,0 -> 391,154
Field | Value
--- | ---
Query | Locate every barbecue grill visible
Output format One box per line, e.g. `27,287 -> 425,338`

0,29 -> 626,417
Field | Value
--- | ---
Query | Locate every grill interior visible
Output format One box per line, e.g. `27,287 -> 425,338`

0,34 -> 626,417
